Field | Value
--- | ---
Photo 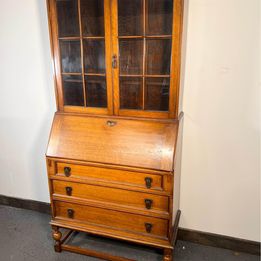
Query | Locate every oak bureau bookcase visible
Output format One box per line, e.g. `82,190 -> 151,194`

46,0 -> 184,260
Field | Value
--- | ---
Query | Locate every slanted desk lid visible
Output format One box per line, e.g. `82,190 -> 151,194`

46,114 -> 178,172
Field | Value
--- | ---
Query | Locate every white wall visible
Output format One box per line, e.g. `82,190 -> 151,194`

0,0 -> 259,242
180,0 -> 260,242
0,0 -> 56,202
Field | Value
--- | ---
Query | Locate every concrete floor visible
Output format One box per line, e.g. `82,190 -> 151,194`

0,205 -> 259,261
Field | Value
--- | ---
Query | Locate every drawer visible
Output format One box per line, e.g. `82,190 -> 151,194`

54,201 -> 168,238
52,180 -> 168,213
55,162 -> 163,191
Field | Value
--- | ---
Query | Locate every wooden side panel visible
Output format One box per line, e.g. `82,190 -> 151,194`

172,115 -> 183,225
46,114 -> 178,171
169,0 -> 184,118
47,0 -> 63,111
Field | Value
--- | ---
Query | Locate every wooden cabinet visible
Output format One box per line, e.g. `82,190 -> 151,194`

46,0 -> 184,260
48,0 -> 183,118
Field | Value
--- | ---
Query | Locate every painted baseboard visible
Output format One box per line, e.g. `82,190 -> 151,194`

178,228 -> 260,256
0,194 -> 259,256
0,194 -> 51,214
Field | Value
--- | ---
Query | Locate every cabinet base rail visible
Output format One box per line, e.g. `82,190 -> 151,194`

51,210 -> 181,261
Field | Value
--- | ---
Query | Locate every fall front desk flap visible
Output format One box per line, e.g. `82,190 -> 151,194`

46,114 -> 178,172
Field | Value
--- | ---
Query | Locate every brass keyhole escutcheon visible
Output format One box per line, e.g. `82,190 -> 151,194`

107,120 -> 117,127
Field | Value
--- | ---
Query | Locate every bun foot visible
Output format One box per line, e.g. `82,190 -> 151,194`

52,226 -> 62,252
163,249 -> 173,261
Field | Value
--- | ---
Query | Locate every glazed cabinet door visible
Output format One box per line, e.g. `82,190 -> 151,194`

111,0 -> 183,118
48,0 -> 183,118
48,0 -> 113,114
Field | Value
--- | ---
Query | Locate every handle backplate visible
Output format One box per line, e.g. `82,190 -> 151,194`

67,209 -> 74,219
145,177 -> 153,189
65,186 -> 72,196
144,199 -> 153,209
64,167 -> 71,177
145,223 -> 153,233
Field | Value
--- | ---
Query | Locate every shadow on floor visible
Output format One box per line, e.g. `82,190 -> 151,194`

0,205 -> 259,261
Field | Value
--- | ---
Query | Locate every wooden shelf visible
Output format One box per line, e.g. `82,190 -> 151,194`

83,36 -> 105,40
120,75 -> 170,78
62,72 -> 82,75
59,36 -> 105,40
84,73 -> 106,77
59,37 -> 80,40
61,73 -> 106,77
118,35 -> 172,39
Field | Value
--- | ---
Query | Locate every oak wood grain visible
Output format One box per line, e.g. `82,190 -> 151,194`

52,180 -> 169,215
50,219 -> 172,249
47,114 -> 178,171
54,201 -> 168,238
55,162 -> 164,191
46,1 -> 184,259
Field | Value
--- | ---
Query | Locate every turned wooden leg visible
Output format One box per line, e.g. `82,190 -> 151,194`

163,249 -> 173,261
52,226 -> 62,252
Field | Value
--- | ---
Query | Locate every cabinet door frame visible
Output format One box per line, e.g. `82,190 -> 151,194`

47,0 -> 114,115
47,0 -> 183,119
111,0 -> 184,119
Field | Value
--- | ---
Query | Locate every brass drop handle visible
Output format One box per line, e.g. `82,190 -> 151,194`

145,223 -> 153,233
64,167 -> 71,177
144,199 -> 153,209
65,186 -> 72,196
112,54 -> 117,69
67,209 -> 74,219
145,177 -> 153,189
107,120 -> 117,127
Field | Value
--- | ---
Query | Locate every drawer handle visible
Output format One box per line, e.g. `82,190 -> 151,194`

145,223 -> 153,233
145,177 -> 153,189
67,209 -> 74,219
144,199 -> 153,209
65,186 -> 72,196
64,167 -> 71,177
107,120 -> 117,127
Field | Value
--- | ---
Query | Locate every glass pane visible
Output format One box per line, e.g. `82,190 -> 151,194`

63,75 -> 84,106
83,40 -> 105,73
60,40 -> 81,73
118,0 -> 143,36
120,77 -> 142,109
146,0 -> 173,35
145,78 -> 169,111
119,40 -> 143,75
81,0 -> 104,36
85,76 -> 107,107
146,39 -> 172,75
56,0 -> 80,37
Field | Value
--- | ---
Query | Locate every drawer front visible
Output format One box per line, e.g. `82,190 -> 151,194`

52,180 -> 168,213
54,201 -> 168,238
55,162 -> 163,191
